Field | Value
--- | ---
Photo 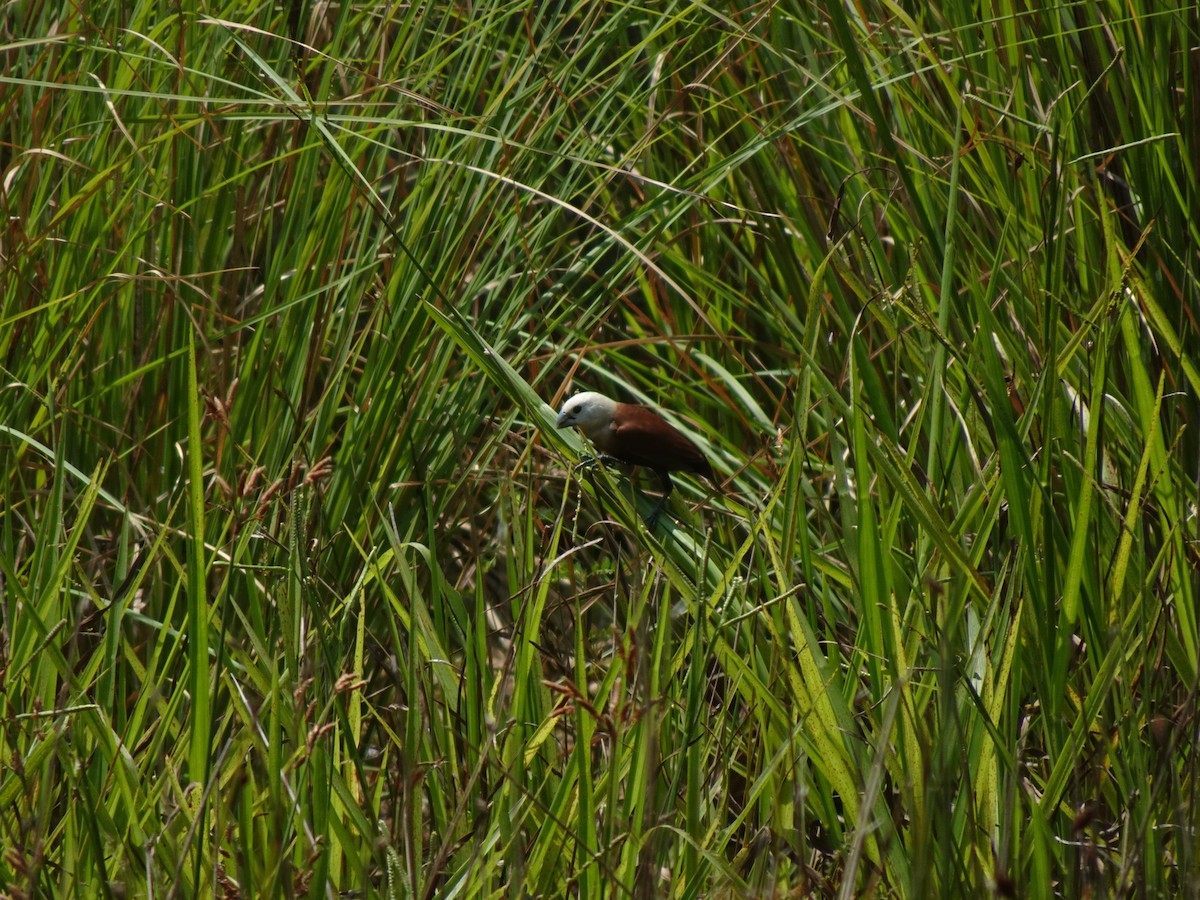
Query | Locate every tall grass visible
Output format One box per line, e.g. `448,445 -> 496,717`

1,0 -> 1197,895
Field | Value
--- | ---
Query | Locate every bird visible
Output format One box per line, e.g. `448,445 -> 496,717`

556,391 -> 715,525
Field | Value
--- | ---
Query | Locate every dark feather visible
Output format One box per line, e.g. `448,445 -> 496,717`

609,403 -> 714,481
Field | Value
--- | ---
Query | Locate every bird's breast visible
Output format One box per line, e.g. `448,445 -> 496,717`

585,422 -> 619,454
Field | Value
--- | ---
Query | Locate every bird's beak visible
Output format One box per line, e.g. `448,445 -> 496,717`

556,411 -> 571,428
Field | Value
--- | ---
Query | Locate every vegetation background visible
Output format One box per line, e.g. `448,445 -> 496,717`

1,0 -> 1197,896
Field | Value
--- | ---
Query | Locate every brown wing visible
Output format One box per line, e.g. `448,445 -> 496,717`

610,404 -> 714,480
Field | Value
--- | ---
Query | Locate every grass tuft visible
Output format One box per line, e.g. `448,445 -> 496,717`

2,0 -> 1197,895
